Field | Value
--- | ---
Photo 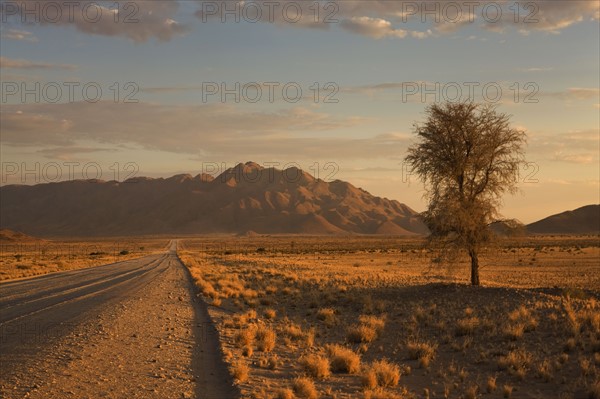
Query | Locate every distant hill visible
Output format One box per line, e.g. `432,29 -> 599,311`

0,229 -> 44,242
527,205 -> 600,235
0,162 -> 428,237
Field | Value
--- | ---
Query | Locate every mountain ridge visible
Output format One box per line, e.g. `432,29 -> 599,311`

527,204 -> 600,235
0,162 -> 428,237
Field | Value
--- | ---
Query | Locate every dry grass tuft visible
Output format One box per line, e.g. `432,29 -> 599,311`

455,316 -> 480,336
504,323 -> 526,341
282,323 -> 300,339
361,368 -> 378,390
256,326 -> 277,352
486,375 -> 497,393
293,377 -> 319,399
536,359 -> 554,381
363,388 -> 405,399
231,360 -> 249,382
505,306 -> 538,339
234,326 -> 257,348
301,354 -> 331,380
264,308 -> 277,320
464,385 -> 479,399
359,315 -> 386,333
316,308 -> 337,326
498,348 -> 532,379
325,344 -> 361,374
361,359 -> 400,388
348,324 -> 378,343
275,388 -> 295,399
348,315 -> 386,343
406,340 -> 436,368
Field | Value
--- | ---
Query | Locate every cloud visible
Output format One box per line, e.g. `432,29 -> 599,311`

194,0 -> 597,39
564,88 -> 600,100
538,88 -> 600,105
480,0 -> 599,34
4,1 -> 596,42
2,1 -> 188,42
340,16 -> 433,39
0,29 -> 38,42
552,154 -> 596,164
0,101 -> 413,160
0,56 -> 77,70
528,129 -> 600,165
37,146 -> 118,160
340,16 -> 408,39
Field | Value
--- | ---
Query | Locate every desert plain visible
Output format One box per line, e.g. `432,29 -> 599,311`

1,234 -> 598,399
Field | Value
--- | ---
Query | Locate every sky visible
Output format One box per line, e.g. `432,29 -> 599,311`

0,0 -> 599,223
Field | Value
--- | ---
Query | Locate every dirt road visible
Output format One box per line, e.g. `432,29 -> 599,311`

0,241 -> 238,399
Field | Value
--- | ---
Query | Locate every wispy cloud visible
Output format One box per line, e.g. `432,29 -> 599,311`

0,29 -> 38,42
37,146 -> 118,161
529,129 -> 600,165
0,56 -> 77,70
538,87 -> 600,103
340,16 -> 432,39
518,67 -> 554,72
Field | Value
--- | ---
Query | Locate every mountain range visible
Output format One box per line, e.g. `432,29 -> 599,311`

1,162 -> 597,237
0,162 -> 428,237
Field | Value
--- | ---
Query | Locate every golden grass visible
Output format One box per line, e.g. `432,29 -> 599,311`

234,326 -> 256,348
362,359 -> 401,388
178,235 -> 600,399
231,360 -> 249,382
301,354 -> 331,380
486,375 -> 497,393
316,308 -> 337,326
326,344 -> 361,374
256,326 -> 276,352
363,388 -> 406,399
348,324 -> 378,344
406,340 -> 436,368
264,308 -> 277,320
498,348 -> 532,379
292,377 -> 318,399
455,316 -> 479,336
275,388 -> 295,399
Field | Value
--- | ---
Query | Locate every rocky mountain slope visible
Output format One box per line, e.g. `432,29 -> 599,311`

0,162 -> 428,237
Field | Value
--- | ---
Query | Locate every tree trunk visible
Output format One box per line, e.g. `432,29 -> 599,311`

469,248 -> 480,286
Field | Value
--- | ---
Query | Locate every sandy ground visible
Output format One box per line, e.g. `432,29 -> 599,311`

0,242 -> 237,399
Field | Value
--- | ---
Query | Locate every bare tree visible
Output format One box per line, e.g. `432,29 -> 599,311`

405,102 -> 526,285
